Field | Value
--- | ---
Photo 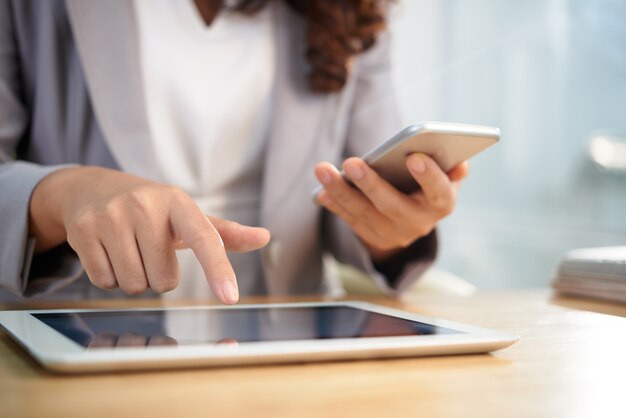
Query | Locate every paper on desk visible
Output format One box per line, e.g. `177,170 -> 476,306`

551,246 -> 626,304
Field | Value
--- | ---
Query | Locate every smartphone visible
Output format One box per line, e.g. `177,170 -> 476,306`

314,121 -> 500,195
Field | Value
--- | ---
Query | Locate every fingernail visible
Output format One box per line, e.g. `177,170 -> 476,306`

221,281 -> 239,304
346,162 -> 365,180
409,155 -> 426,174
319,169 -> 333,186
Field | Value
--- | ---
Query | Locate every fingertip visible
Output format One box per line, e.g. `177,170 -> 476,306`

343,157 -> 367,181
407,153 -> 427,175
243,226 -> 271,251
220,280 -> 239,304
222,298 -> 238,305
313,191 -> 322,206
314,161 -> 332,173
258,227 -> 271,247
460,161 -> 470,176
313,163 -> 323,177
448,161 -> 470,181
315,162 -> 335,186
313,190 -> 324,207
342,156 -> 362,169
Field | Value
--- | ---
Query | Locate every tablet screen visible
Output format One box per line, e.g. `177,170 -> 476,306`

33,306 -> 461,349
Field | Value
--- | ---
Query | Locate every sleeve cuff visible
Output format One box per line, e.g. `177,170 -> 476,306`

325,212 -> 438,296
0,161 -> 82,297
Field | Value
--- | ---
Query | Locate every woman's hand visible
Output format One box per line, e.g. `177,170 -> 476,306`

28,166 -> 270,303
314,153 -> 468,263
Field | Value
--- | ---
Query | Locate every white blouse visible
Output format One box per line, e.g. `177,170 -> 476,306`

133,0 -> 276,298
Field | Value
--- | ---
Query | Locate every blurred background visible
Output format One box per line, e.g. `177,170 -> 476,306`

389,0 -> 626,289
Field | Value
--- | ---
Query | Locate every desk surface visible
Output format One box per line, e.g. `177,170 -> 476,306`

1,290 -> 625,418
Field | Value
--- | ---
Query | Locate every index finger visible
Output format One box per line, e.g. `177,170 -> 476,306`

406,153 -> 456,215
169,201 -> 239,304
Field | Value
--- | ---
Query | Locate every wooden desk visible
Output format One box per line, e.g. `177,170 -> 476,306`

1,290 -> 625,418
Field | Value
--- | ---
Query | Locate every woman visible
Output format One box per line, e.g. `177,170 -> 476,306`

0,0 -> 467,303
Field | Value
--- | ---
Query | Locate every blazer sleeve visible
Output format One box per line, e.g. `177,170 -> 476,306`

323,30 -> 438,296
0,1 -> 83,297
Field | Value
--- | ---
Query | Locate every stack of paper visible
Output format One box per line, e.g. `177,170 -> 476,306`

552,246 -> 626,304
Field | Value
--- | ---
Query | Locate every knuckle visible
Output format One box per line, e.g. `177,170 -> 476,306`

320,194 -> 342,215
414,224 -> 433,237
351,204 -> 368,220
396,235 -> 417,249
330,181 -> 353,201
124,189 -> 152,215
431,193 -> 454,215
163,183 -> 182,195
326,186 -> 344,203
92,275 -> 118,290
376,240 -> 399,252
120,280 -> 148,295
107,186 -> 162,221
369,230 -> 394,250
68,211 -> 97,237
189,228 -> 222,248
150,276 -> 179,293
338,207 -> 357,225
380,203 -> 403,220
357,178 -> 377,195
84,262 -> 106,280
99,200 -> 126,228
362,207 -> 381,224
82,261 -> 116,289
163,184 -> 190,202
350,199 -> 375,221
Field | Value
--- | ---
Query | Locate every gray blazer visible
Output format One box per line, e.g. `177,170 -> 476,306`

0,0 -> 437,301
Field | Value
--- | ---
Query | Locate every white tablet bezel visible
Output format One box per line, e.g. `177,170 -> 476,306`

0,301 -> 519,373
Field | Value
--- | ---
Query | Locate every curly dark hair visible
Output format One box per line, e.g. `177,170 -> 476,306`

193,0 -> 389,92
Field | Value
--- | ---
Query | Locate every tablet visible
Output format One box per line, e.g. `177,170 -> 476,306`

0,301 -> 518,373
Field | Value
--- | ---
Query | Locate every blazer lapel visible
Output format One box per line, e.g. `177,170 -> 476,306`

66,0 -> 162,181
260,3 -> 333,223
259,3 -> 336,294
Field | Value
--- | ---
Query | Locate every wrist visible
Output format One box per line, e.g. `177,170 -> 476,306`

364,242 -> 404,264
28,166 -> 82,252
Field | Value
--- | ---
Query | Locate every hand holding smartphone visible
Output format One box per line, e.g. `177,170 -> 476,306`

312,121 -> 500,258
314,121 -> 500,195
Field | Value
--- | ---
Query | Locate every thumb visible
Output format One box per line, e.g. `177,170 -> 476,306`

206,216 -> 270,252
173,216 -> 271,252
